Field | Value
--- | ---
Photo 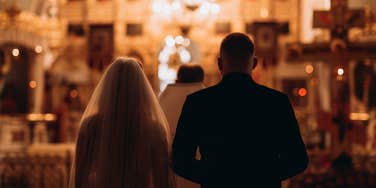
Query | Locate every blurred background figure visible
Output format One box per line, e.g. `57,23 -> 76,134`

159,64 -> 205,137
159,63 -> 204,188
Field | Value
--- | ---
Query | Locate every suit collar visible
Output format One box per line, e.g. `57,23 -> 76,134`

220,72 -> 255,85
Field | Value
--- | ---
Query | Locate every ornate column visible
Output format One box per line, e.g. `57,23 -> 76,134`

29,52 -> 45,113
29,51 -> 50,144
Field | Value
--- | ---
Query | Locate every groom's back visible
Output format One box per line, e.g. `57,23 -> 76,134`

172,33 -> 308,188
189,75 -> 286,187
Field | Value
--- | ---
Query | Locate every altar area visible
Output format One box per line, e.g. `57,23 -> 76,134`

0,114 -> 74,187
0,143 -> 74,188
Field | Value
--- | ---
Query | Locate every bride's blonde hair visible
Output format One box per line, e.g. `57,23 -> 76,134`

70,57 -> 174,188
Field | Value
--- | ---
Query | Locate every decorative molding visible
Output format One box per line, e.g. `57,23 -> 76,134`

0,12 -> 66,48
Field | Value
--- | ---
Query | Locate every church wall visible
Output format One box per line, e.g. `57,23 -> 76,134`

2,2 -> 376,186
61,1 -> 85,23
0,0 -> 315,126
58,0 -> 302,89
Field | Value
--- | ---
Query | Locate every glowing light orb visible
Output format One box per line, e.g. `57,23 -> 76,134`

35,45 -> 43,53
70,90 -> 78,98
305,64 -> 314,74
260,8 -> 269,18
210,4 -> 220,14
12,48 -> 20,57
165,35 -> 175,47
29,81 -> 37,88
178,48 -> 191,63
175,36 -> 184,45
337,68 -> 344,76
298,88 -> 307,97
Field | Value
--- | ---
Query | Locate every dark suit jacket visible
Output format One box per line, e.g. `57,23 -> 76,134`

172,73 -> 308,188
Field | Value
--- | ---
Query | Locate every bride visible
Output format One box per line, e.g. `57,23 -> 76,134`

70,57 -> 174,188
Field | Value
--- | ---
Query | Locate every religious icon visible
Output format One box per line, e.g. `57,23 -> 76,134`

215,22 -> 231,35
126,23 -> 143,36
349,60 -> 376,150
68,24 -> 85,37
349,60 -> 375,115
248,22 -> 278,57
313,0 -> 365,40
89,25 -> 114,71
0,46 -> 30,114
246,21 -> 288,69
0,50 -> 10,77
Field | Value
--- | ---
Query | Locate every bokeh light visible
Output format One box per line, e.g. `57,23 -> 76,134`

29,81 -> 37,89
298,88 -> 307,97
12,48 -> 20,57
305,64 -> 314,74
337,68 -> 344,76
35,45 -> 43,53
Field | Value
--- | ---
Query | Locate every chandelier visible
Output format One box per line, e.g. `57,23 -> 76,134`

151,0 -> 220,29
1,0 -> 59,19
158,35 -> 192,90
152,0 -> 220,91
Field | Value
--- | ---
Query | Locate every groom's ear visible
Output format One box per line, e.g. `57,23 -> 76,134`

217,57 -> 223,71
252,56 -> 258,70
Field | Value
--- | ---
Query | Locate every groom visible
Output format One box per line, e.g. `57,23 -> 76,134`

172,33 -> 308,188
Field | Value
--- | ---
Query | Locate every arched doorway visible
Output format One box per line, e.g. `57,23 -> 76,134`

0,44 -> 35,114
0,1 -> 65,145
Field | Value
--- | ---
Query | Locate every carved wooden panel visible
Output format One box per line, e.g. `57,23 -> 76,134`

88,24 -> 114,71
126,23 -> 143,36
215,22 -> 231,34
68,24 -> 85,37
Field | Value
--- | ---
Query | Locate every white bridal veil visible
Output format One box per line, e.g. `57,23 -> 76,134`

70,58 -> 174,188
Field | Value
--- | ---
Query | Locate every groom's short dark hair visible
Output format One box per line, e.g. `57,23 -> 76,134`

220,33 -> 255,65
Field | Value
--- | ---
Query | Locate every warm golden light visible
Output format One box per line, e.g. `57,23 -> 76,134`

298,88 -> 307,97
260,8 -> 269,18
70,90 -> 78,98
151,0 -> 220,23
44,113 -> 57,121
175,36 -> 184,45
350,113 -> 370,121
305,64 -> 314,74
337,68 -> 344,76
27,113 -> 57,122
27,114 -> 44,121
165,35 -> 175,47
35,45 -> 43,53
29,80 -> 37,88
12,48 -> 20,57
